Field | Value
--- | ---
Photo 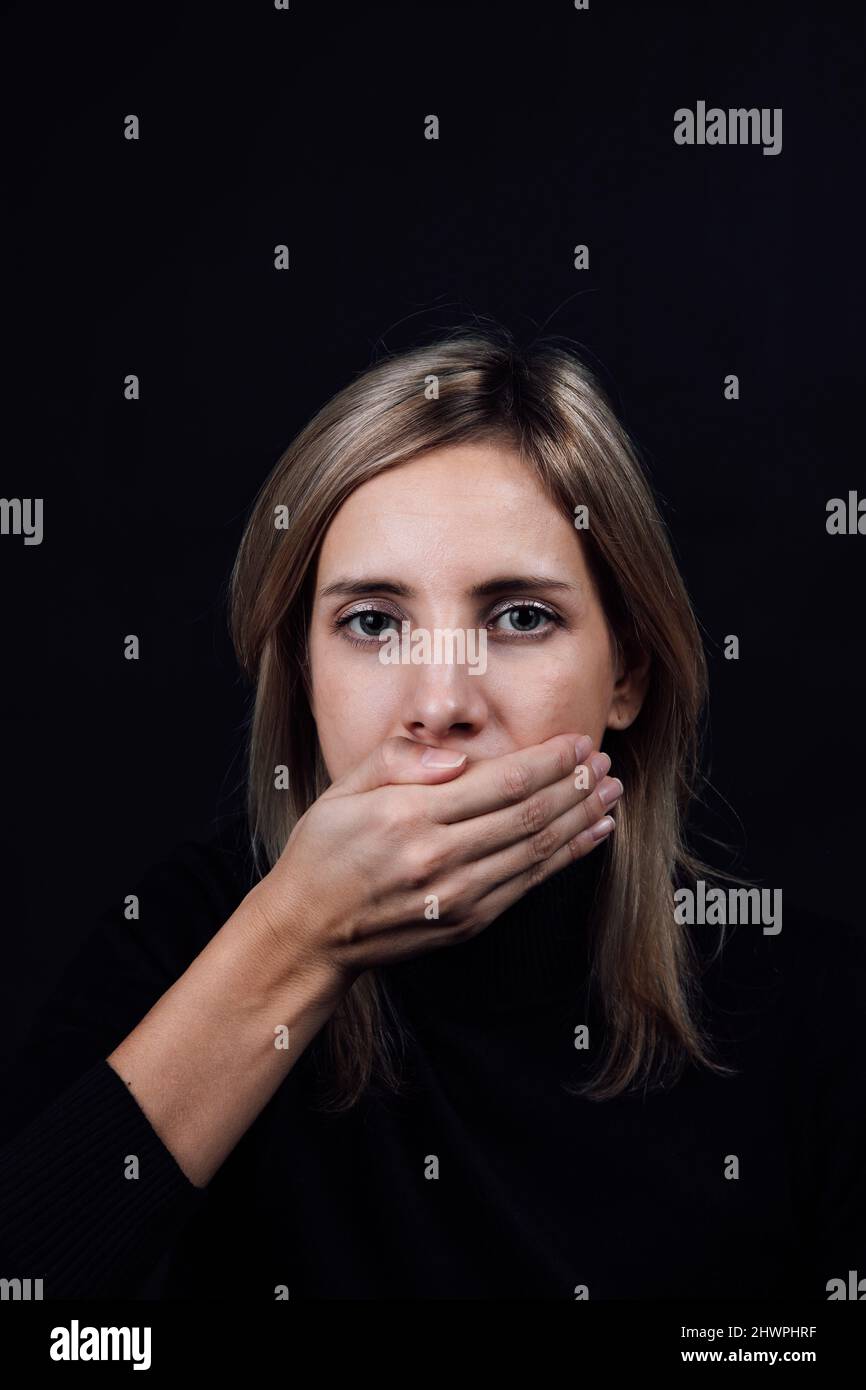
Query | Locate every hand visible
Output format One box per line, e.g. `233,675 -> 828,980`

246,732 -> 621,982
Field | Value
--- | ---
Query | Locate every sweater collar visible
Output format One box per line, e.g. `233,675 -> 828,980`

382,848 -> 604,1015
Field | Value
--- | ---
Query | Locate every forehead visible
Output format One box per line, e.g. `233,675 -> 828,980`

317,442 -> 588,584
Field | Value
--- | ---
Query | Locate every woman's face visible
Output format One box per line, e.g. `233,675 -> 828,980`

308,440 -> 649,782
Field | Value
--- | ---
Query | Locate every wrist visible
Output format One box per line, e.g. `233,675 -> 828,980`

232,881 -> 351,1009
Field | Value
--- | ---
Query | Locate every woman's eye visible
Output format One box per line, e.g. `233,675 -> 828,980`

338,609 -> 401,644
490,603 -> 559,637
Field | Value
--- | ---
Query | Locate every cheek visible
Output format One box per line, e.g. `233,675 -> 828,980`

509,647 -> 613,746
309,642 -> 399,774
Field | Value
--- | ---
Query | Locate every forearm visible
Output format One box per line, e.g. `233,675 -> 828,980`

107,885 -> 348,1188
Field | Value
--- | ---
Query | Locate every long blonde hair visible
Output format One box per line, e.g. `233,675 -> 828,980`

230,325 -> 737,1108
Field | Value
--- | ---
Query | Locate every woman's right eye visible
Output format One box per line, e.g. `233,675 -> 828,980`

336,609 -> 402,646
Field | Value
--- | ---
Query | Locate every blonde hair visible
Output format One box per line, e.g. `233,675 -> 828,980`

230,325 -> 738,1108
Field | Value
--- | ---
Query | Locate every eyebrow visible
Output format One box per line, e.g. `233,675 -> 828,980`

318,574 -> 581,601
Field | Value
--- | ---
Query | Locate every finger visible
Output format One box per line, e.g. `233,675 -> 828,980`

326,735 -> 469,799
475,816 -> 615,924
466,772 -> 621,897
430,732 -> 594,825
440,749 -> 614,867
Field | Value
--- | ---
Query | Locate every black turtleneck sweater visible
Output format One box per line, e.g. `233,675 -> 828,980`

1,816 -> 864,1300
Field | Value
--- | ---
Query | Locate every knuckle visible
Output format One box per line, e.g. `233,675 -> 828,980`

520,792 -> 547,836
556,741 -> 574,780
423,842 -> 448,880
501,759 -> 532,804
450,916 -> 479,943
435,872 -> 480,937
400,841 -> 443,890
528,821 -> 559,863
376,795 -> 406,839
397,786 -> 426,831
524,856 -> 548,891
435,872 -> 467,919
399,850 -> 429,892
564,833 -> 585,863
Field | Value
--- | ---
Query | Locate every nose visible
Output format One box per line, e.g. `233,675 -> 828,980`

397,635 -> 489,744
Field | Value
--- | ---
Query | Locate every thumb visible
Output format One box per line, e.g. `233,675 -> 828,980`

328,736 -> 468,798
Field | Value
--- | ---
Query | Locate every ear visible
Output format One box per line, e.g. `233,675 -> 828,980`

606,638 -> 651,732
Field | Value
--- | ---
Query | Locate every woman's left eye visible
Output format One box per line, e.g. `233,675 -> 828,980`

489,603 -> 561,637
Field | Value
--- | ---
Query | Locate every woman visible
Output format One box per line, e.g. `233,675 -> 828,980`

1,327 -> 863,1299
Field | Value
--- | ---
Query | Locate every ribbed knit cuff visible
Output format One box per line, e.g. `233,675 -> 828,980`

0,1058 -> 208,1298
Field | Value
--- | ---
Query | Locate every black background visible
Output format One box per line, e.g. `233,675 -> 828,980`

1,0 -> 863,1054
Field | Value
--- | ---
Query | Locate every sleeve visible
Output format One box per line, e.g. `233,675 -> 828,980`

0,837 -> 244,1298
803,918 -> 866,1299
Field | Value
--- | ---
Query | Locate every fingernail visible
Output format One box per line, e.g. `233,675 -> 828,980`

590,816 -> 616,840
574,735 -> 593,764
598,777 -> 623,807
589,751 -> 610,780
421,747 -> 467,768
